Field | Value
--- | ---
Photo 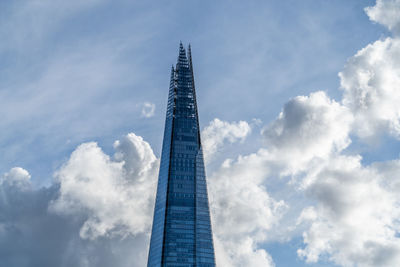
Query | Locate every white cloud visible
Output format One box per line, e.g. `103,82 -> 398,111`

201,118 -> 251,161
0,128 -> 283,267
50,133 -> 158,240
49,128 -> 282,266
289,3 -> 400,265
372,158 -> 400,192
297,155 -> 400,267
40,127 -> 285,267
200,90 -> 356,266
2,2 -> 400,266
275,45 -> 400,265
243,32 -> 400,266
340,37 -> 400,139
141,102 -> 156,118
0,167 -> 31,191
209,150 -> 287,267
262,91 -> 353,174
365,0 -> 400,35
0,166 -> 150,267
214,236 -> 276,267
0,134 -> 158,267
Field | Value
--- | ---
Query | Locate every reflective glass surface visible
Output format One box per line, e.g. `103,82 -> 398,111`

147,44 -> 216,267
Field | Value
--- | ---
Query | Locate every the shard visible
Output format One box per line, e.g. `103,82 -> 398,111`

147,44 -> 216,267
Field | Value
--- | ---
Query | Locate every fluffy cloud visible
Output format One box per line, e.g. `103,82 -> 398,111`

297,156 -> 400,267
202,90 -> 355,266
214,237 -> 275,267
0,176 -> 149,267
199,118 -> 282,266
201,118 -> 251,161
223,3 -> 400,264
2,128 -> 284,267
0,174 -> 75,267
3,2 -> 400,266
0,133 -> 158,267
50,127 -> 287,267
50,133 -> 158,239
209,153 -> 286,267
372,158 -> 400,192
292,38 -> 400,266
262,91 -> 353,174
290,2 -> 400,266
340,37 -> 400,139
365,0 -> 400,35
0,167 -> 31,191
210,154 -> 286,238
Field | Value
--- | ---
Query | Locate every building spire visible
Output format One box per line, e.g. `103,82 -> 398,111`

169,64 -> 175,87
177,42 -> 188,69
147,43 -> 216,267
188,43 -> 193,69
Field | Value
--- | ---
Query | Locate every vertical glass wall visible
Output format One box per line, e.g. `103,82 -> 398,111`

147,44 -> 216,267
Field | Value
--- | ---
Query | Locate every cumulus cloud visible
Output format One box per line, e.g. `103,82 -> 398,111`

0,167 -> 31,191
2,129 -> 284,267
286,3 -> 400,265
201,118 -> 251,161
262,91 -> 353,174
214,237 -> 276,267
365,0 -> 400,35
198,118 -> 289,266
3,2 -> 400,267
0,133 -> 158,267
275,37 -> 400,265
234,3 -> 400,264
0,176 -> 149,267
141,102 -> 156,118
372,158 -> 400,192
291,38 -> 400,265
0,174 -> 76,267
209,153 -> 286,267
340,37 -> 400,139
200,90 -> 355,266
210,155 -> 286,239
297,155 -> 400,267
50,133 -> 158,239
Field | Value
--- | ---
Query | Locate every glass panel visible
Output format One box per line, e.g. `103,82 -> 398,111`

148,45 -> 215,267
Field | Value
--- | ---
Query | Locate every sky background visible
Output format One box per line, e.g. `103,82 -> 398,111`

1,0 -> 400,266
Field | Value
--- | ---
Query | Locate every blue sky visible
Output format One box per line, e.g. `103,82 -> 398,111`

0,0 -> 383,182
1,0 -> 400,266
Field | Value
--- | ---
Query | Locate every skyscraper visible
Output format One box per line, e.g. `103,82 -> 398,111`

147,44 -> 216,267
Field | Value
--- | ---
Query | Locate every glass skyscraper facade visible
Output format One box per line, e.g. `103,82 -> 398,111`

147,44 -> 216,267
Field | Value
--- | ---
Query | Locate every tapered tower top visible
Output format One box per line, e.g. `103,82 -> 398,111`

147,44 -> 216,267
